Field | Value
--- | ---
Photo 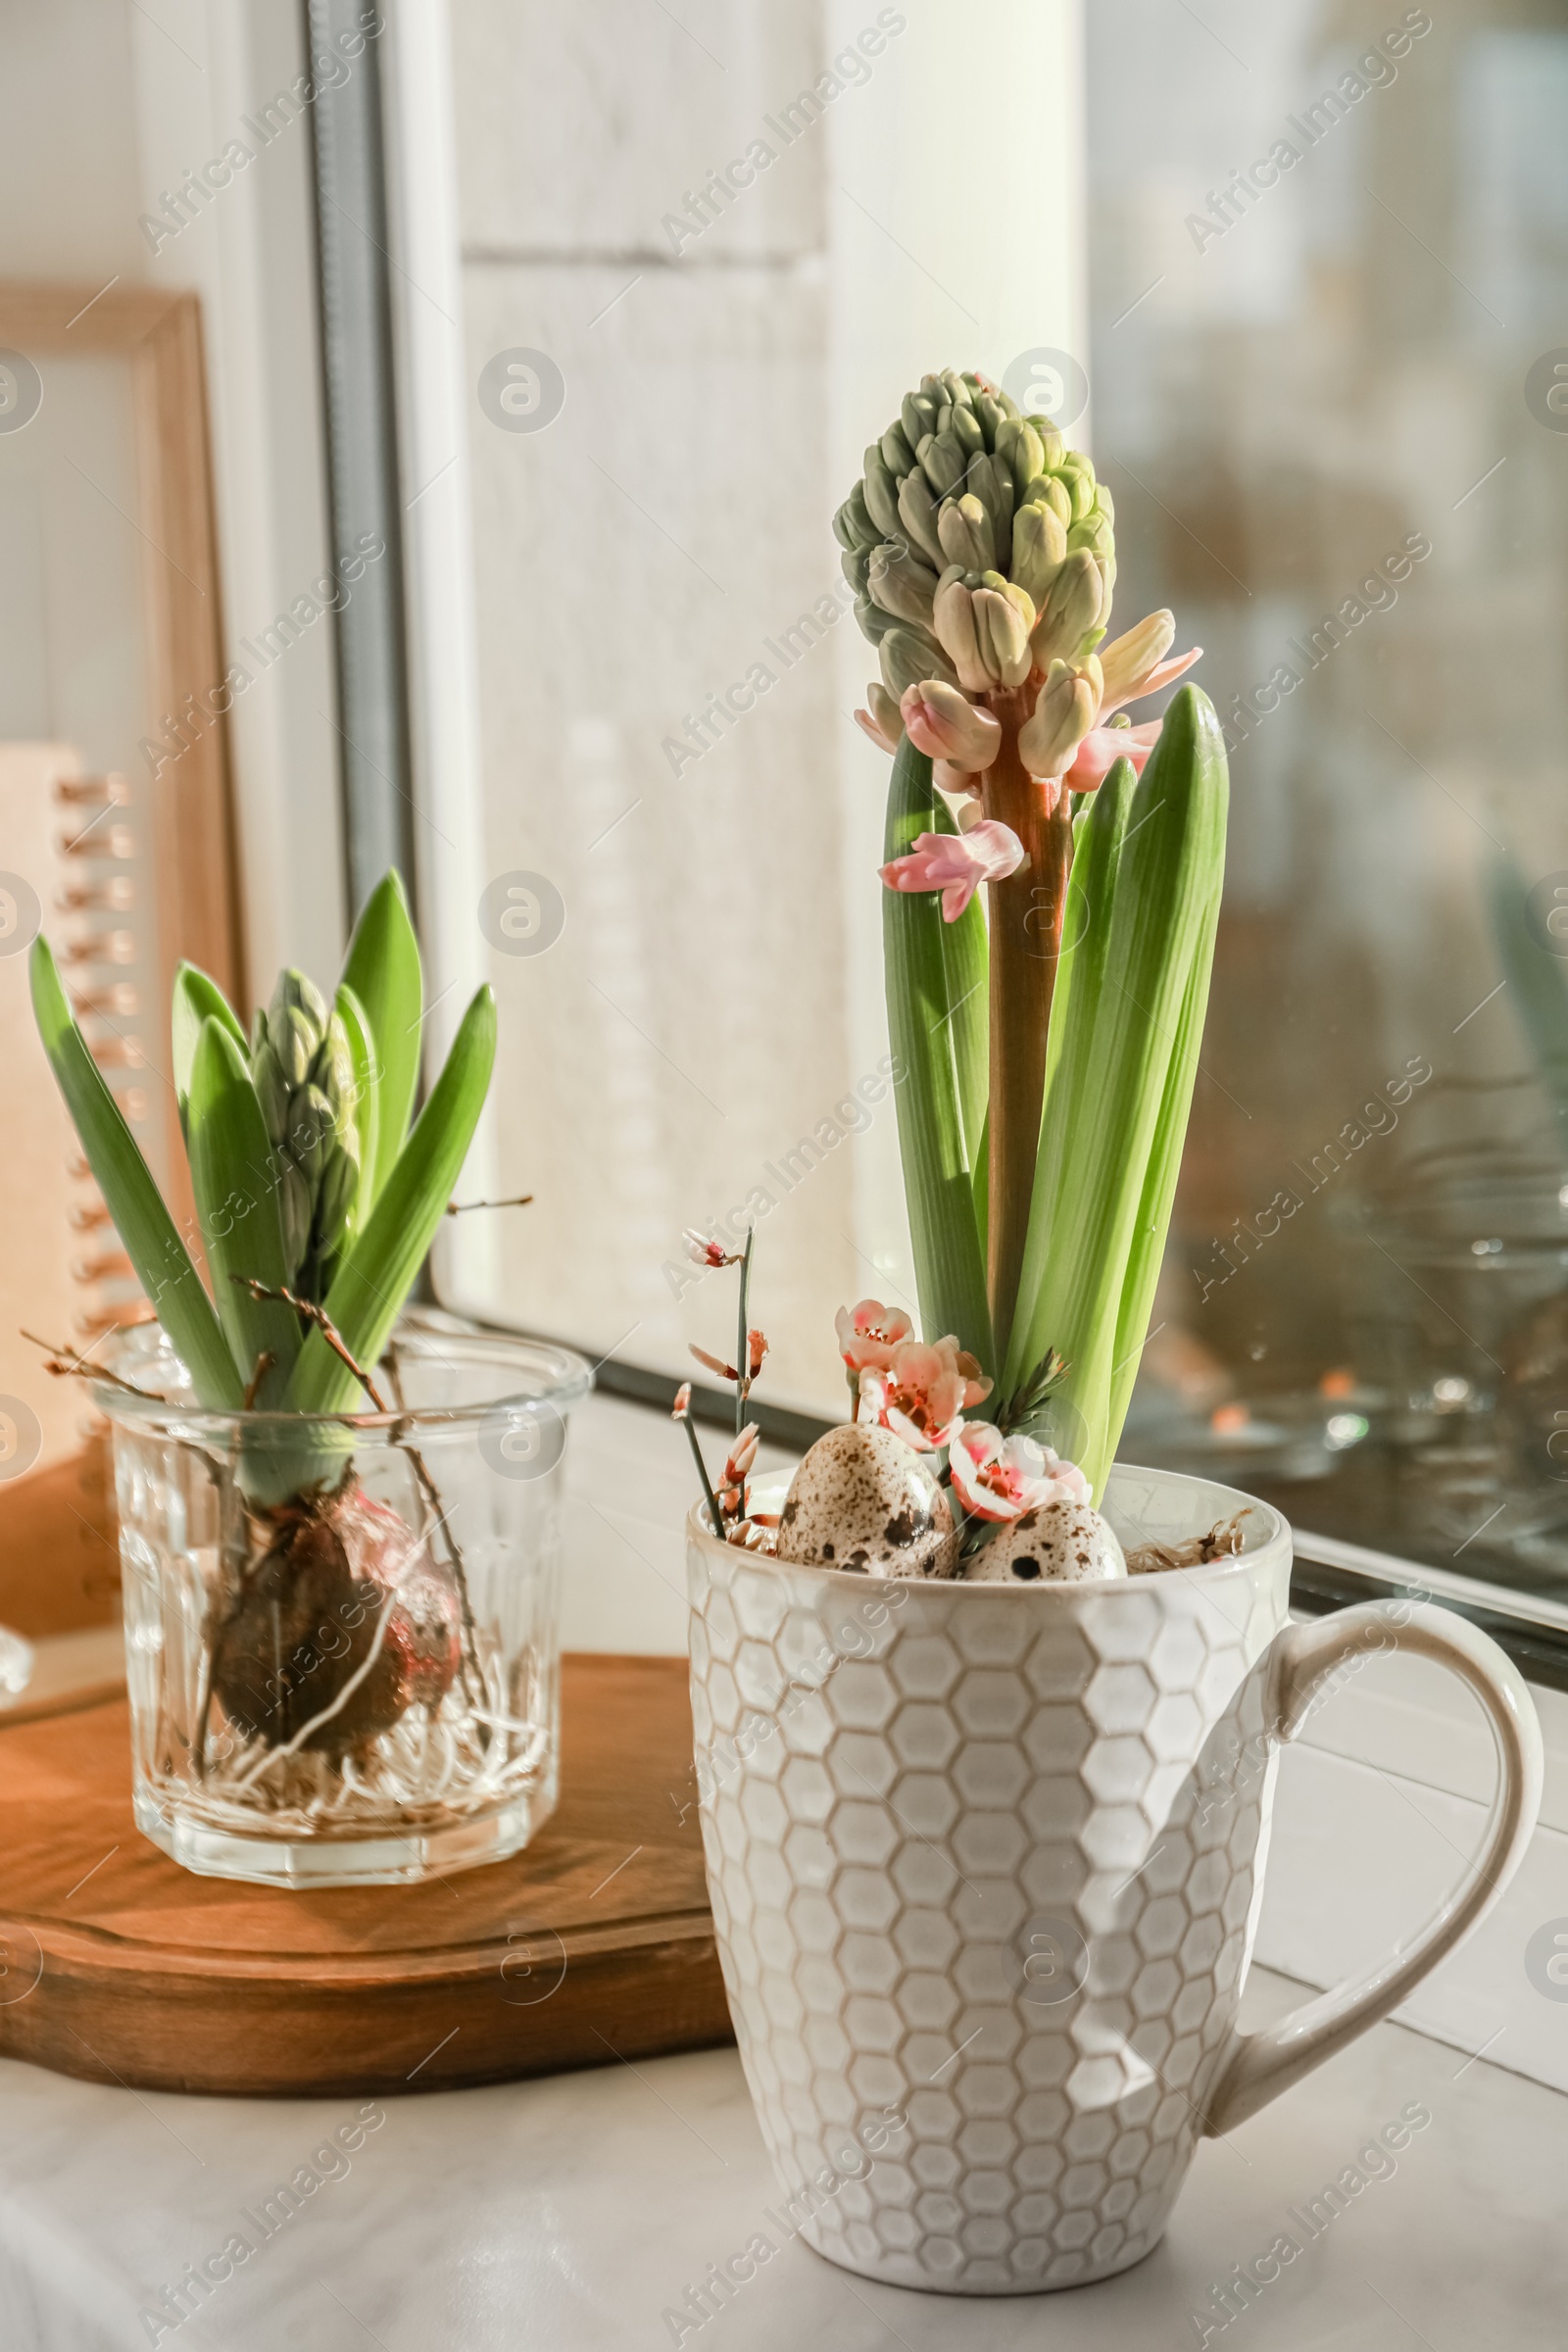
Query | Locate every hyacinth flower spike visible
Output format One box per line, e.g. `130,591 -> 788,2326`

838,368 -> 1226,1491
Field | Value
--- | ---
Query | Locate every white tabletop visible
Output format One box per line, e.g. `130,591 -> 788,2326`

1,1965 -> 1559,2351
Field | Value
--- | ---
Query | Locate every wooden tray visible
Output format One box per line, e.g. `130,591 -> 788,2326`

0,1653 -> 733,2097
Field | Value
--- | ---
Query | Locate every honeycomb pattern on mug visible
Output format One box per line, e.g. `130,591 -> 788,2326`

690,1552 -> 1286,2294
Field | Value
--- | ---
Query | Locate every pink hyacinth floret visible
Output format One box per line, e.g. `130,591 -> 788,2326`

879,819 -> 1024,923
857,1336 -> 993,1453
948,1422 -> 1091,1522
1064,719 -> 1162,794
1102,644 -> 1203,719
835,1298 -> 914,1375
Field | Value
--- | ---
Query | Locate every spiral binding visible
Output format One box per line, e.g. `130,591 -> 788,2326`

51,770 -> 151,1348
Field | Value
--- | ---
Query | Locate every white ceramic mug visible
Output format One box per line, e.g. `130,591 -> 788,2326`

686,1463 -> 1542,2295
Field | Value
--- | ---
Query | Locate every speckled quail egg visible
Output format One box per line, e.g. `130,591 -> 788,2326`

963,1499 -> 1126,1584
775,1424 -> 955,1578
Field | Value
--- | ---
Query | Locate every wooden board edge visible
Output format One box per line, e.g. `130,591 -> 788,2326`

0,1925 -> 736,2099
0,1903 -> 718,1989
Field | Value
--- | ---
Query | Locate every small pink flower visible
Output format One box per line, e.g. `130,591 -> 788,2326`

879,819 -> 1024,922
1064,720 -> 1162,794
836,1298 -> 914,1375
949,1423 -> 1090,1521
856,704 -> 900,755
683,1228 -> 738,1268
719,1421 -> 760,1523
672,1382 -> 692,1421
747,1327 -> 768,1381
691,1343 -> 739,1382
858,1337 -> 992,1452
724,1423 -> 760,1484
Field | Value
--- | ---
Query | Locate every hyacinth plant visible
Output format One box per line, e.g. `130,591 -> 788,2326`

839,367 -> 1229,1500
29,873 -> 498,1765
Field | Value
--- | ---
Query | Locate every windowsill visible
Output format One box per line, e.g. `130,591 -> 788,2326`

0,1962 -> 1557,2349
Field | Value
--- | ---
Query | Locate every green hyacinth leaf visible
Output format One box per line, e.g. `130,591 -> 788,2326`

185,1019 -> 302,1401
1008,687 -> 1229,1490
340,870 -> 422,1206
1102,927 -> 1218,1463
172,961 -> 247,1140
882,735 -> 994,1379
29,939 -> 242,1410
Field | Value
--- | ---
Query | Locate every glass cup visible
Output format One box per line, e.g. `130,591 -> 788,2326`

99,1322 -> 590,1887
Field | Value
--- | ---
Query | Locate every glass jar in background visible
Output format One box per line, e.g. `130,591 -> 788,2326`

1339,1150 -> 1568,1573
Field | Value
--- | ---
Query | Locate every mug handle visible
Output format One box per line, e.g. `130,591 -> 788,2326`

1202,1599 -> 1543,2137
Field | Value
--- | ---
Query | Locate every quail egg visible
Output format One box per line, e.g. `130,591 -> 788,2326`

963,1499 -> 1126,1584
776,1424 -> 955,1577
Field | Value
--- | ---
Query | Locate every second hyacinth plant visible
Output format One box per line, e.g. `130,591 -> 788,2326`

29,873 -> 505,1808
682,366 -> 1230,1586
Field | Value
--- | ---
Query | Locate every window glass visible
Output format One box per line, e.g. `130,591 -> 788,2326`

427,0 -> 1568,1610
1089,0 -> 1568,1601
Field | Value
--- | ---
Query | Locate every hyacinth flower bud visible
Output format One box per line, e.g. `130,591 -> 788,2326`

844,482 -> 880,549
317,1143 -> 360,1246
855,596 -> 898,646
251,1029 -> 289,1144
1018,659 -> 1101,781
880,623 -> 958,703
995,416 -> 1046,496
862,452 -> 903,539
290,1083 -> 338,1182
834,495 -> 877,553
881,420 -> 916,477
1021,472 -> 1073,530
900,678 -> 1003,773
937,492 -> 996,574
1067,512 -> 1114,559
972,584 -> 1034,690
931,570 -> 993,695
1011,501 -> 1068,609
867,541 -> 942,630
964,450 -> 1014,546
1059,463 -> 1097,523
275,1159 -> 311,1275
1028,419 -> 1066,472
970,389 -> 1006,447
855,680 -> 903,752
841,544 -> 872,597
902,389 -> 937,448
950,403 -> 985,458
896,466 -> 946,569
1030,549 -> 1106,668
918,430 -> 969,499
